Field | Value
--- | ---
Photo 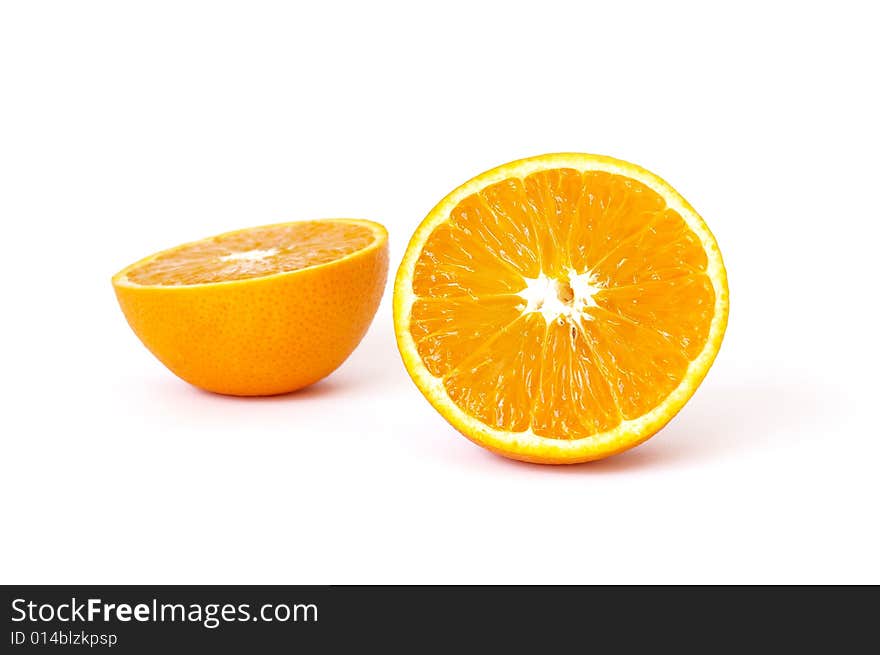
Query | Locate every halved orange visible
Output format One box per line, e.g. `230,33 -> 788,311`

394,154 -> 728,463
113,219 -> 388,396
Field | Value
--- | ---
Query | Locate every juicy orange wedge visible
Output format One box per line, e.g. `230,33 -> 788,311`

113,219 -> 388,396
393,154 -> 728,463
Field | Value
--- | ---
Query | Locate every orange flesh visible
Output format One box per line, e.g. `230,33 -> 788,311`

126,221 -> 376,286
409,169 -> 715,439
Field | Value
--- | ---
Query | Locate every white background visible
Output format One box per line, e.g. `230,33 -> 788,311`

2,1 -> 878,584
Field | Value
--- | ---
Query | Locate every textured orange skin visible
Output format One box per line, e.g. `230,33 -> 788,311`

114,222 -> 388,396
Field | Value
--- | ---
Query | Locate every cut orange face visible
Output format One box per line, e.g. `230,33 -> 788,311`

393,154 -> 728,463
113,219 -> 388,396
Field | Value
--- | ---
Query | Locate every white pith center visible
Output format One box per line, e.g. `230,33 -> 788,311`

518,269 -> 601,323
219,248 -> 279,263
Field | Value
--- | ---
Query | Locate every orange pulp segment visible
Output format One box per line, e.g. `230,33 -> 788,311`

394,154 -> 728,463
123,221 -> 377,286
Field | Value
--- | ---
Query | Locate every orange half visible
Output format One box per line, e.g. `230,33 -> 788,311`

114,219 -> 389,396
393,154 -> 728,463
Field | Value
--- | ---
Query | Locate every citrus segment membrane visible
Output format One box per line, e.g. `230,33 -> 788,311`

409,169 -> 715,440
125,221 -> 376,286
